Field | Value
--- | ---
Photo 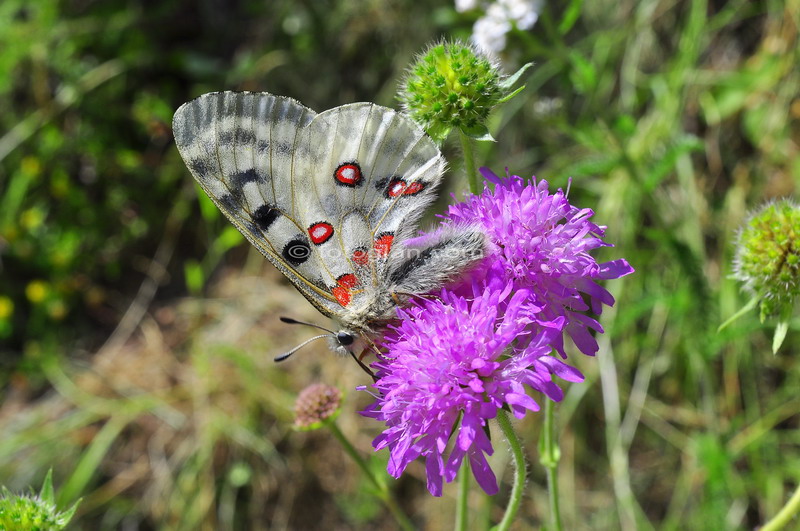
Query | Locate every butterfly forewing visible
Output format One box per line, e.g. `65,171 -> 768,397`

174,92 -> 342,318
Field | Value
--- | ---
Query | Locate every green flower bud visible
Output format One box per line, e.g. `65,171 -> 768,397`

733,199 -> 800,322
399,42 -> 529,143
294,383 -> 342,430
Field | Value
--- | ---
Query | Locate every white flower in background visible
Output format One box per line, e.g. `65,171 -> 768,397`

463,0 -> 541,55
455,0 -> 480,12
472,12 -> 512,54
498,0 -> 539,30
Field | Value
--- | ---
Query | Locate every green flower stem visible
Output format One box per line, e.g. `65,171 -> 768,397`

327,421 -> 415,531
455,461 -> 470,531
458,129 -> 481,194
541,399 -> 564,531
493,410 -> 527,531
761,483 -> 800,531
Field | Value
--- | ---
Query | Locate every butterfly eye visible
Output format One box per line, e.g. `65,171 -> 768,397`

336,331 -> 355,346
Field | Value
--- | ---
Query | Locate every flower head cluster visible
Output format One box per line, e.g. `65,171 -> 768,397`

733,199 -> 800,320
362,283 -> 580,496
445,168 -> 634,358
362,168 -> 633,496
294,383 -> 342,430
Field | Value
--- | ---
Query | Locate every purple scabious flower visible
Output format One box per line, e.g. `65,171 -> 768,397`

362,281 -> 581,497
444,168 -> 634,357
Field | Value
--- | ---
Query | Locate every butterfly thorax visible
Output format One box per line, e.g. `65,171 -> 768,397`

336,285 -> 399,335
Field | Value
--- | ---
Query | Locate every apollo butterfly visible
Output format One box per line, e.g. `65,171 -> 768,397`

173,91 -> 485,361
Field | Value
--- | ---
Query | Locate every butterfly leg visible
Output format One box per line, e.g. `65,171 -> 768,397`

348,349 -> 377,382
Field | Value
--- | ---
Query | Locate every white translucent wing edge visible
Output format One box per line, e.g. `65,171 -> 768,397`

173,91 -> 343,317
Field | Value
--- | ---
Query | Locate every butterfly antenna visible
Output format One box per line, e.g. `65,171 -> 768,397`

279,316 -> 335,334
274,334 -> 332,362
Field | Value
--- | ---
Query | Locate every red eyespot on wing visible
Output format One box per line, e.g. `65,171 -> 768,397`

374,233 -> 394,257
307,222 -> 334,244
332,286 -> 351,306
387,177 -> 425,197
334,162 -> 362,187
403,181 -> 424,195
387,178 -> 406,197
352,247 -> 369,266
337,273 -> 358,289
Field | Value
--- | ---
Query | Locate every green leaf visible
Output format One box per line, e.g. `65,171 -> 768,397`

460,123 -> 495,142
184,260 -> 205,294
643,134 -> 705,191
496,84 -> 526,104
498,62 -> 533,91
214,225 -> 245,253
773,320 -> 790,354
39,469 -> 55,505
558,0 -> 584,34
568,51 -> 596,94
196,184 -> 220,223
60,498 -> 82,526
718,296 -> 759,332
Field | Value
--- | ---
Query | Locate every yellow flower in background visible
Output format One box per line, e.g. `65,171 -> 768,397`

0,296 -> 13,320
20,208 -> 45,231
20,156 -> 41,177
25,280 -> 49,304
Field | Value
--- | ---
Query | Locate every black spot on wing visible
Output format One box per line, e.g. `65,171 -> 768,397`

230,169 -> 261,189
218,131 -> 233,146
218,129 -> 258,147
275,141 -> 293,156
218,194 -> 239,213
374,176 -> 389,190
256,140 -> 270,153
253,204 -> 281,231
189,158 -> 211,176
282,236 -> 311,266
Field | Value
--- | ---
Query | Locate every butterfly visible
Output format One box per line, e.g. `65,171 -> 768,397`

173,91 -> 485,364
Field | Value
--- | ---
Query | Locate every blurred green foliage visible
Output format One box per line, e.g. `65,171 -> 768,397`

0,0 -> 450,371
0,0 -> 799,529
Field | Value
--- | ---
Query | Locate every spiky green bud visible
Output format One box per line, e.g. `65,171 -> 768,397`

733,200 -> 800,318
728,199 -> 800,352
294,383 -> 342,431
399,42 -> 530,143
0,470 -> 80,531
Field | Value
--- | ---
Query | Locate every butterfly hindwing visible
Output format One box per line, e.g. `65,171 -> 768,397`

302,104 -> 444,304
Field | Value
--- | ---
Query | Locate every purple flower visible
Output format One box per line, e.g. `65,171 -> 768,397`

444,168 -> 634,357
362,282 -> 581,496
362,167 -> 633,497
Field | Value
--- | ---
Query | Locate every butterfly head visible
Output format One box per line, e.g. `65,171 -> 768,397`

277,317 -> 365,358
330,329 -> 358,354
